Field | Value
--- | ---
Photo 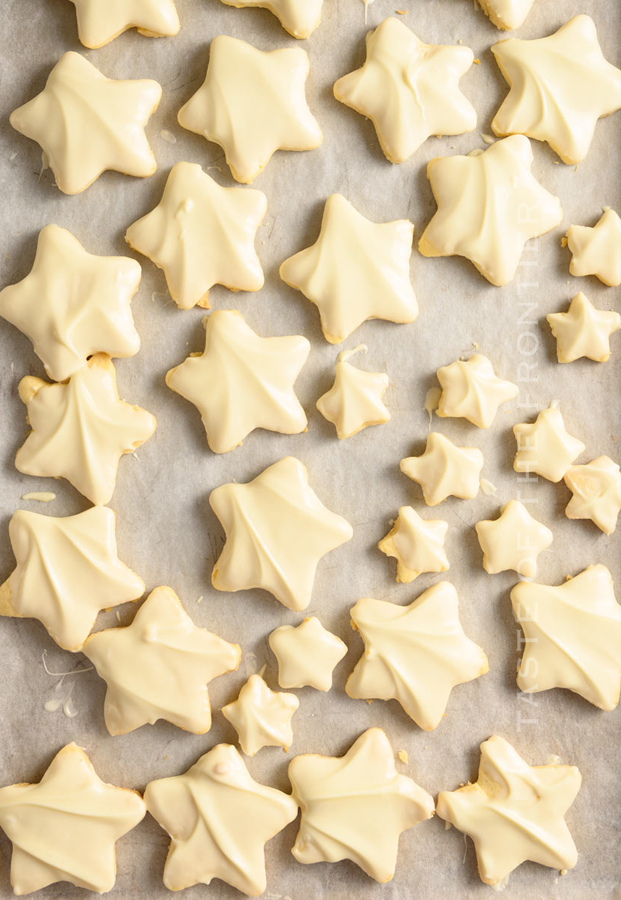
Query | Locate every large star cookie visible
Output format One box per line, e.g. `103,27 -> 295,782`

400,432 -> 483,506
220,0 -> 323,39
436,354 -> 518,428
125,163 -> 266,310
475,500 -> 552,579
334,18 -> 476,164
346,584 -> 488,730
0,506 -> 144,652
378,506 -> 449,584
15,354 -> 156,506
419,135 -> 562,286
316,345 -> 390,439
547,292 -> 620,363
0,224 -> 141,381
491,15 -> 621,165
564,456 -> 621,535
280,194 -> 417,343
476,0 -> 534,31
145,744 -> 298,895
0,743 -> 146,894
166,310 -> 309,453
269,616 -> 347,691
10,52 -> 161,195
513,405 -> 585,483
84,586 -> 240,735
68,0 -> 179,48
289,728 -> 434,882
178,36 -> 322,183
567,208 -> 621,286
436,735 -> 581,886
511,565 -> 621,709
222,673 -> 299,756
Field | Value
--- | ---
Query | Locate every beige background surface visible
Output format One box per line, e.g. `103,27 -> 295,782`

0,0 -> 620,897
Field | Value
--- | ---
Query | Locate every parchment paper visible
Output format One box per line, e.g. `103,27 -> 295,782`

0,0 -> 620,897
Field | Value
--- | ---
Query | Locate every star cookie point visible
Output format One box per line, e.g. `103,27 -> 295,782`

220,0 -> 323,39
269,616 -> 347,691
567,208 -> 621,286
400,432 -> 483,506
378,506 -> 449,583
564,456 -> 621,535
317,345 -> 390,438
513,405 -> 585,483
222,673 -> 299,755
476,500 -> 552,578
547,292 -> 621,363
69,0 -> 180,48
436,354 -> 518,428
476,0 -> 534,30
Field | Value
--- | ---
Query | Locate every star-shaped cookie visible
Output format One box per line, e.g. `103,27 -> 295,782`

436,354 -> 518,428
15,354 -> 156,506
10,52 -> 161,195
145,744 -> 298,895
0,225 -> 141,382
222,673 -> 299,756
289,728 -> 434,882
166,310 -> 310,453
280,194 -> 417,344
436,735 -> 581,886
400,432 -> 484,506
69,0 -> 180,48
476,0 -> 534,30
564,456 -> 621,535
316,345 -> 390,438
418,135 -> 562,286
476,500 -> 552,579
347,584 -> 488,730
567,208 -> 621,286
178,36 -> 322,184
334,18 -> 476,164
84,586 -> 240,735
125,163 -> 267,310
513,405 -> 585,483
547,292 -> 620,363
0,743 -> 146,895
0,507 -> 144,652
269,616 -> 347,691
220,0 -> 323,39
210,456 -> 353,611
491,15 -> 621,165
378,506 -> 449,584
511,565 -> 621,709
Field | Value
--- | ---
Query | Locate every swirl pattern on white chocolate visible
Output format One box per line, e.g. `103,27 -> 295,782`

436,354 -> 517,428
378,506 -> 449,584
316,345 -> 390,439
222,673 -> 299,756
564,456 -> 621,535
400,432 -> 483,506
567,208 -> 621,287
547,292 -> 620,363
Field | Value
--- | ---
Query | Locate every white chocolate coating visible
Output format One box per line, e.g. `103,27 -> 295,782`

400,432 -> 483,506
145,744 -> 298,895
513,406 -> 585,483
436,354 -> 518,428
10,52 -> 161,195
125,162 -> 266,310
475,500 -> 552,579
419,135 -> 562,286
547,292 -> 620,363
0,743 -> 146,895
15,354 -> 156,506
476,0 -> 534,30
333,18 -> 476,164
178,36 -> 322,184
220,0 -> 323,39
511,565 -> 621,709
346,584 -> 488,730
564,456 -> 621,535
436,736 -> 581,885
567,208 -> 621,286
166,310 -> 309,453
210,457 -> 353,611
316,345 -> 390,439
378,506 -> 449,584
69,0 -> 179,48
269,617 -> 347,691
289,728 -> 434,882
280,194 -> 417,344
222,673 -> 299,756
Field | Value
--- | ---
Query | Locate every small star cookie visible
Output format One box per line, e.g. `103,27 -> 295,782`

476,0 -> 534,30
280,194 -> 417,343
564,456 -> 621,535
269,617 -> 347,691
567,208 -> 621,286
436,354 -> 518,428
125,162 -> 266,310
220,0 -> 323,39
378,506 -> 449,584
316,345 -> 390,438
222,673 -> 299,756
547,292 -> 621,363
178,36 -> 322,183
475,500 -> 552,578
513,405 -> 585,483
10,52 -> 161,195
400,432 -> 484,506
68,0 -> 180,48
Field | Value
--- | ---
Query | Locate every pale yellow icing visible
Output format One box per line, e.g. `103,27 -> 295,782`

475,500 -> 552,578
436,354 -> 518,428
10,52 -> 161,195
210,457 -> 353,611
166,310 -> 309,453
333,18 -> 476,164
125,162 -> 266,310
289,727 -> 434,882
567,208 -> 621,286
346,584 -> 488,730
0,743 -> 146,894
15,354 -> 156,506
222,673 -> 299,756
268,616 -> 347,691
316,345 -> 390,439
564,456 -> 621,535
280,194 -> 417,344
418,135 -> 562,286
220,0 -> 323,39
511,565 -> 621,709
477,0 -> 534,30
21,492 -> 56,502
145,744 -> 298,895
378,506 -> 449,583
436,735 -> 581,885
178,36 -> 322,184
0,224 -> 141,381
0,507 -> 144,652
513,405 -> 585,483
492,16 -> 621,165
547,292 -> 620,363
69,0 -> 179,48
400,432 -> 483,506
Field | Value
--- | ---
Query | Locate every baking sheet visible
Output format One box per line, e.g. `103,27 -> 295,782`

0,0 -> 620,897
